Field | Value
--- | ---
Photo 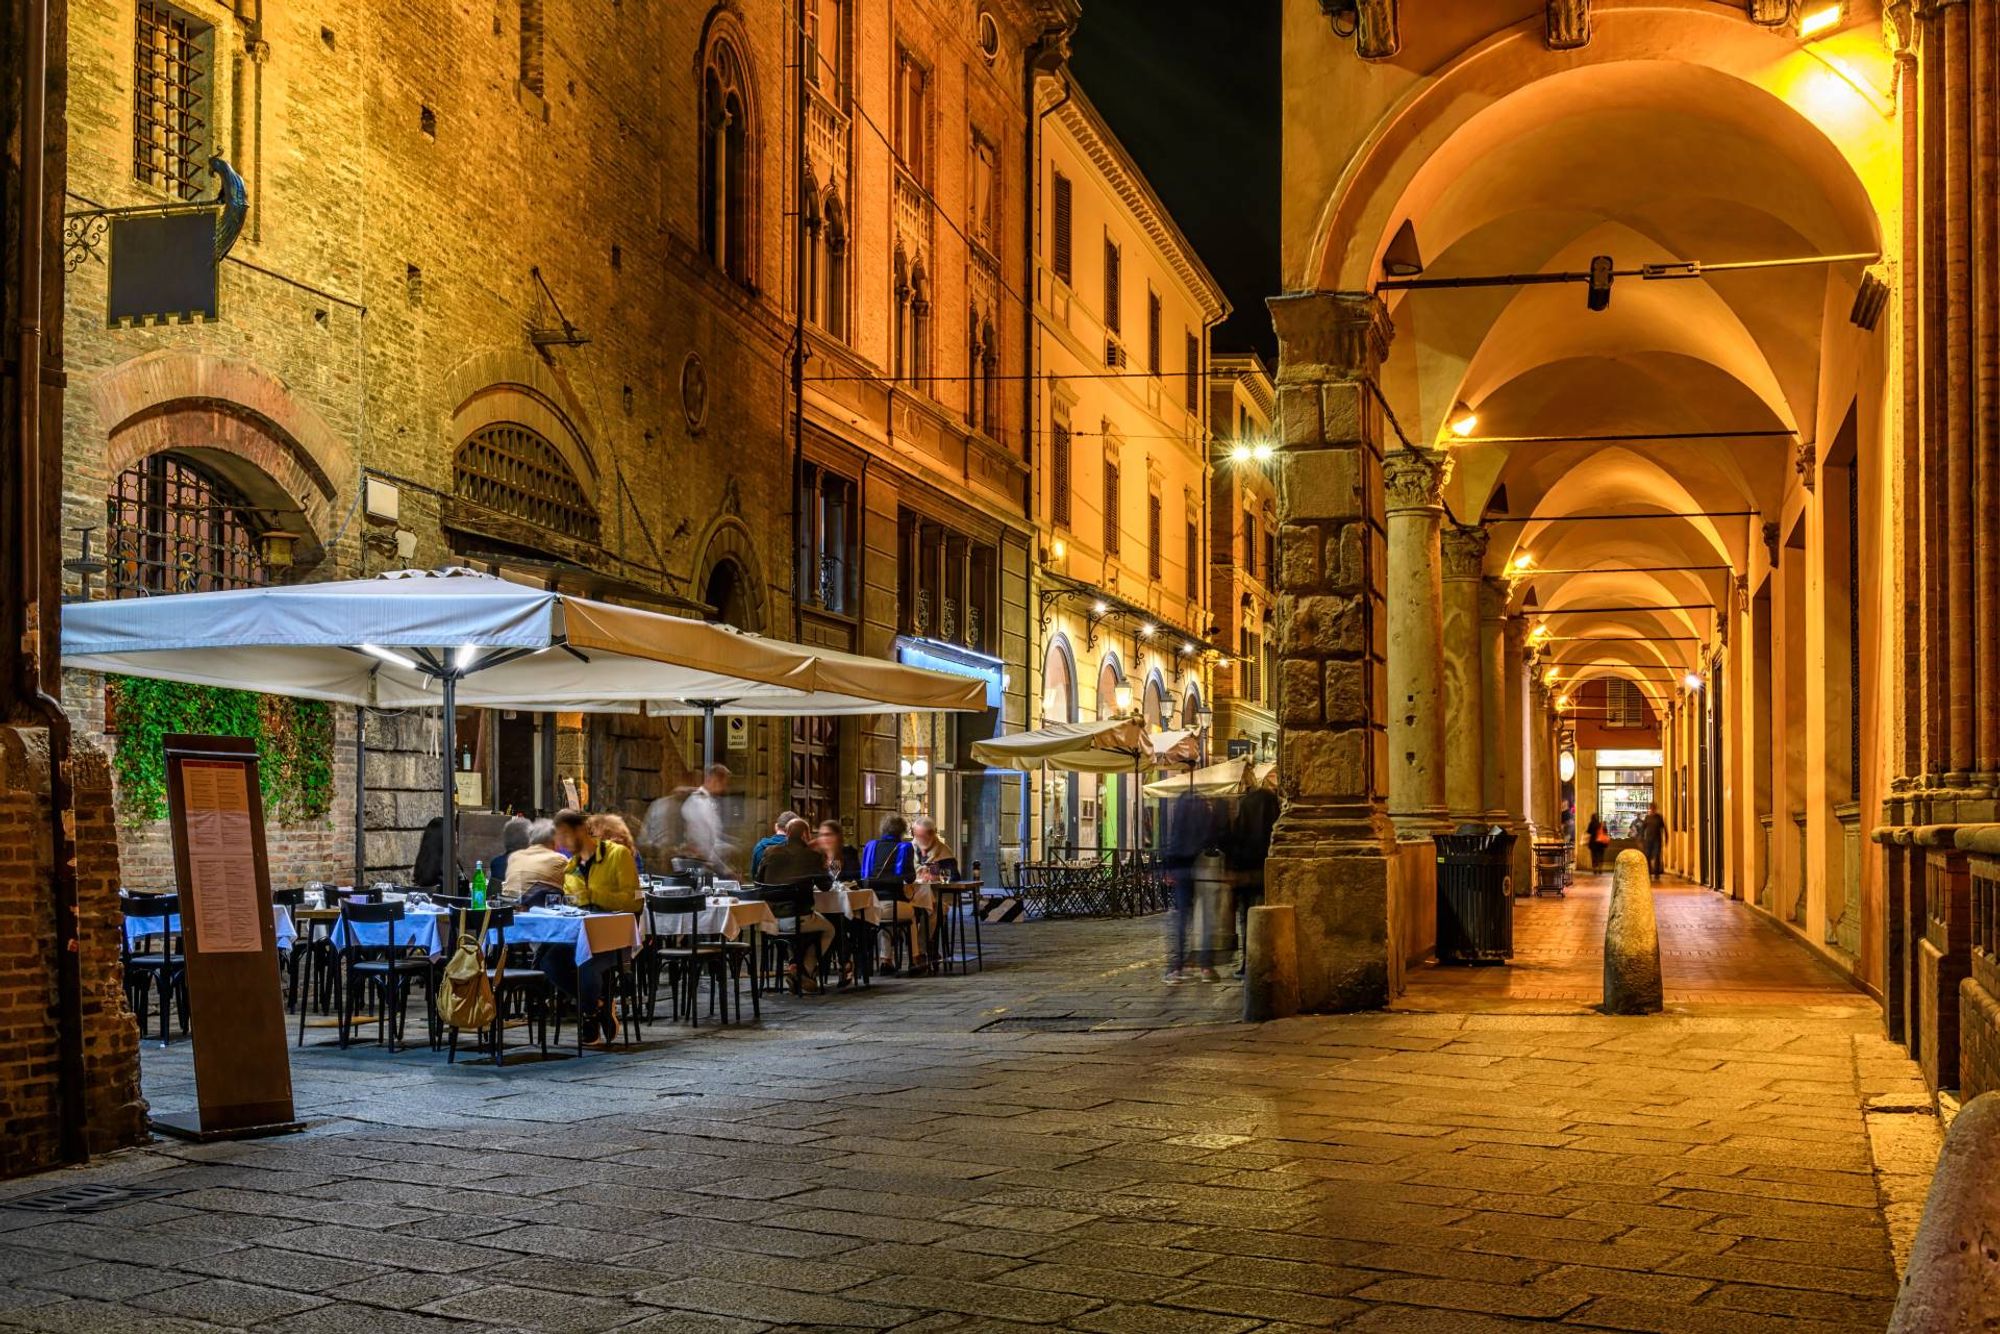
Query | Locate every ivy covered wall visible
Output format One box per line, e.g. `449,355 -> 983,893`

105,677 -> 336,826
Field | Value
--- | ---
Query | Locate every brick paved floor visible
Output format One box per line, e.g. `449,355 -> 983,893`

0,907 -> 1931,1333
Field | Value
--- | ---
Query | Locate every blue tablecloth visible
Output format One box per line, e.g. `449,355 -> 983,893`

124,904 -> 297,954
327,906 -> 639,964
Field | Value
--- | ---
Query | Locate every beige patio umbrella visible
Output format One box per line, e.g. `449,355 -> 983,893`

968,718 -> 1153,773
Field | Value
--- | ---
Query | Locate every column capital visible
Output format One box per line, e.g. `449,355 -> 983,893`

1441,524 -> 1489,581
1267,291 -> 1393,382
1382,446 -> 1448,516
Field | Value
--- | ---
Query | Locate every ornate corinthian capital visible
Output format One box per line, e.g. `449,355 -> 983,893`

1382,447 -> 1448,515
1441,525 -> 1489,580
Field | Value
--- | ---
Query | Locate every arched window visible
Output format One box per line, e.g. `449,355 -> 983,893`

979,316 -> 998,438
822,191 -> 848,340
909,261 -> 931,387
892,247 -> 910,381
454,423 -> 601,545
966,311 -> 983,428
106,451 -> 269,597
701,35 -> 755,286
800,171 -> 822,326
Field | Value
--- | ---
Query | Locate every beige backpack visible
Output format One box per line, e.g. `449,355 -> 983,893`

435,908 -> 497,1031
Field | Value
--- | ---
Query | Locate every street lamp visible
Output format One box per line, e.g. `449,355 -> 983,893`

1113,681 -> 1134,713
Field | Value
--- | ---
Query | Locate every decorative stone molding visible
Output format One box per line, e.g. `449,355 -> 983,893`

1546,0 -> 1591,49
1441,525 -> 1489,581
1382,446 -> 1447,515
1744,0 -> 1790,25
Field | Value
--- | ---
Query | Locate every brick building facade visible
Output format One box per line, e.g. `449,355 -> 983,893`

56,0 -> 815,883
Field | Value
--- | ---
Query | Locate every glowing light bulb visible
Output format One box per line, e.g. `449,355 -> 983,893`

1229,443 -> 1252,463
1251,443 -> 1274,462
1509,552 -> 1534,574
1683,672 -> 1704,691
1448,402 -> 1479,437
1093,600 -> 1109,616
1796,2 -> 1844,38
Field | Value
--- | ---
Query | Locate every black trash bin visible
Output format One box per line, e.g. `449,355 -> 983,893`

1432,827 -> 1518,963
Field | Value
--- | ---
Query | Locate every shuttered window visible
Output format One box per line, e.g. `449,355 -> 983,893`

1184,332 -> 1201,411
1146,292 -> 1162,376
1103,237 -> 1122,335
1104,461 -> 1121,556
1051,171 -> 1073,284
1148,493 -> 1163,579
1186,519 -> 1200,598
1051,419 -> 1072,527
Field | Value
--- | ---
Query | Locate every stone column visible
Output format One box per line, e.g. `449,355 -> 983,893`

1441,525 -> 1488,823
1479,576 -> 1511,822
1265,291 -> 1396,1012
1528,655 -> 1559,831
1502,612 -> 1536,890
1383,447 -> 1450,836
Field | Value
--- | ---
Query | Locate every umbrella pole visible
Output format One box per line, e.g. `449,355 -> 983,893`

702,703 -> 716,772
353,704 -> 366,888
440,675 -> 458,897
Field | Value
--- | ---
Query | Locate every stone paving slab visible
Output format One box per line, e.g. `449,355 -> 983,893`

0,913 -> 1933,1332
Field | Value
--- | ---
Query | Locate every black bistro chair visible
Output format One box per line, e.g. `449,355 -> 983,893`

442,905 -> 551,1068
120,891 -> 186,1045
867,877 -> 929,975
643,891 -> 734,1026
752,876 -> 833,999
332,900 -> 436,1052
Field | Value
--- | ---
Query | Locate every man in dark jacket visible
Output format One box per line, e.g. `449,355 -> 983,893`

1228,773 -> 1279,977
1639,802 -> 1669,877
1161,790 -> 1220,983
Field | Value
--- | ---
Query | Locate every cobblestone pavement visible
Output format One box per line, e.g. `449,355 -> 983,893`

0,910 -> 1933,1333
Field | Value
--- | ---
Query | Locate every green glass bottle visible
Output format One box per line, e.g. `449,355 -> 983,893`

470,859 -> 488,909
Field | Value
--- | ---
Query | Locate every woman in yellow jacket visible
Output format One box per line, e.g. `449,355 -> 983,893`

544,809 -> 641,1043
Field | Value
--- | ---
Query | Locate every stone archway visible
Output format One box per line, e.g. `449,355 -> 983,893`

90,349 -> 351,553
693,518 -> 769,632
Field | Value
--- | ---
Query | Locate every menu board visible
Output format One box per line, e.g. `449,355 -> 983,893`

180,759 -> 262,953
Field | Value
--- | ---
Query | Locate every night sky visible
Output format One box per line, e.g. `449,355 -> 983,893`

1069,0 -> 1282,363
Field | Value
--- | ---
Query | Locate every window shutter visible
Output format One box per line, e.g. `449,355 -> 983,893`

1186,520 -> 1200,598
1148,494 -> 1162,579
1051,421 -> 1072,527
1052,172 -> 1073,284
1184,333 -> 1201,411
1103,238 -> 1121,335
1104,461 -> 1120,556
1147,293 -> 1162,375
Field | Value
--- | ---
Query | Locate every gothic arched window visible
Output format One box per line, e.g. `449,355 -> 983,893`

701,34 -> 756,286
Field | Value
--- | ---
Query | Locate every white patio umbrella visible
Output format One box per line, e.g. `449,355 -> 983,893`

1142,757 -> 1275,799
971,719 -> 1195,854
64,569 -> 983,893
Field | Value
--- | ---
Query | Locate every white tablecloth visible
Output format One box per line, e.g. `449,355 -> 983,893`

124,904 -> 296,954
652,897 -> 779,941
329,906 -> 639,964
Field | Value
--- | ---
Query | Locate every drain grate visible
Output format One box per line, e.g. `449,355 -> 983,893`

2,1183 -> 179,1215
978,1015 -> 1111,1033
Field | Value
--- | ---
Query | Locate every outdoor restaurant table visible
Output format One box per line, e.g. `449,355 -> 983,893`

327,904 -> 641,963
813,885 -> 881,922
124,901 -> 297,954
654,896 -> 780,941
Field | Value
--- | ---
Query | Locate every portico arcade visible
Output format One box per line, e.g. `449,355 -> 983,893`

1270,2 -> 1966,1055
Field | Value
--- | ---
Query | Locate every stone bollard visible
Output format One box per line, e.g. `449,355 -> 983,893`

1889,1092 -> 2000,1330
1602,848 -> 1663,1015
1243,904 -> 1300,1022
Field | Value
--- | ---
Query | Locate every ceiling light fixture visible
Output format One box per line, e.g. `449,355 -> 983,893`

1509,552 -> 1535,574
1448,402 -> 1479,438
1683,672 -> 1704,691
1382,218 -> 1424,278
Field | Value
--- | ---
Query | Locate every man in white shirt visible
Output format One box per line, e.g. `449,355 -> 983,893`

681,764 -> 736,873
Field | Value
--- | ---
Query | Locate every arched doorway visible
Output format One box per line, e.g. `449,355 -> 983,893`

1096,654 -> 1127,852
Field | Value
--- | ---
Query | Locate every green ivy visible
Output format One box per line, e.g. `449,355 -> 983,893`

106,676 -> 335,827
